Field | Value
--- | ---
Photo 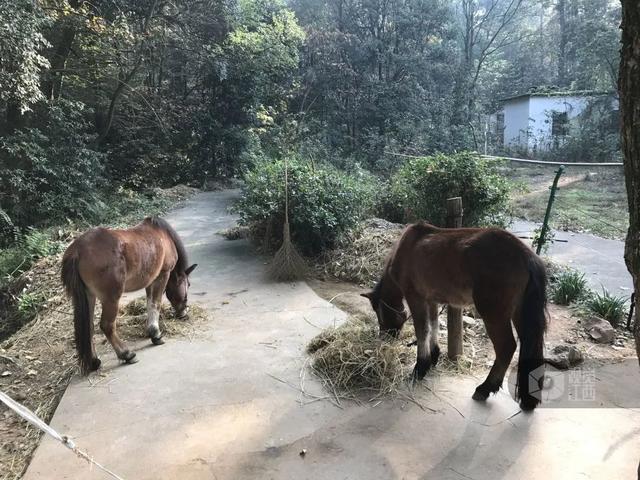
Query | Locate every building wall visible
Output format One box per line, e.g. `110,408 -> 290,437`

503,97 -> 530,150
526,95 -> 589,152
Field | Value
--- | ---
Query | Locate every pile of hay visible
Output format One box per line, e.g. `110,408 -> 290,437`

217,225 -> 251,241
118,297 -> 209,339
320,219 -> 404,285
307,314 -> 416,398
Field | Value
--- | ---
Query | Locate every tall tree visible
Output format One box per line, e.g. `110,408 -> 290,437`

620,0 -> 640,362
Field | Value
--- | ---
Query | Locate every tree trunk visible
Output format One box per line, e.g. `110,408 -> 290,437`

42,0 -> 80,100
620,0 -> 640,363
557,0 -> 567,87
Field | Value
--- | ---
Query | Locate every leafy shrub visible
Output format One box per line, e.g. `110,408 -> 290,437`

551,271 -> 588,305
381,152 -> 512,227
0,229 -> 58,283
0,100 -> 106,228
237,158 -> 376,255
585,290 -> 627,327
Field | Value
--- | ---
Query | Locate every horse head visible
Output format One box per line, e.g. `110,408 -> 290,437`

166,263 -> 197,318
360,286 -> 407,338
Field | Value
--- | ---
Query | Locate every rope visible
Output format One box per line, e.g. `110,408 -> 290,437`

479,154 -> 623,167
0,390 -> 126,480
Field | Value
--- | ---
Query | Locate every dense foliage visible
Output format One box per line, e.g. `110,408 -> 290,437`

0,0 -> 304,239
382,152 -> 512,227
237,158 -> 375,255
0,0 -> 624,247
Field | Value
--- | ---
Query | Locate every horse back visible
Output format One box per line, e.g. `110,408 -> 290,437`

63,222 -> 176,296
392,223 -> 533,307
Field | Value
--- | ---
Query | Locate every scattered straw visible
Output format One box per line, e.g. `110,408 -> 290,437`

306,312 -> 491,403
117,298 -> 208,340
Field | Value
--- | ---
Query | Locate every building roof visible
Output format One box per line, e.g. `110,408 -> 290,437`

501,90 -> 615,102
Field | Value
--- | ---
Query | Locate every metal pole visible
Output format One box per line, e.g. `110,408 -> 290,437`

536,165 -> 565,255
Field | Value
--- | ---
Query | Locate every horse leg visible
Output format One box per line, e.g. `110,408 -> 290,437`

100,298 -> 137,364
87,293 -> 101,371
472,313 -> 516,401
146,271 -> 169,345
427,301 -> 441,367
407,293 -> 431,381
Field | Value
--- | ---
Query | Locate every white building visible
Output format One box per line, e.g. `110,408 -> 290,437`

497,92 -> 614,154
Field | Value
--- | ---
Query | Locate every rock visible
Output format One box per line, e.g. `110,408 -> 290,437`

584,318 -> 616,344
462,315 -> 477,328
546,344 -> 584,370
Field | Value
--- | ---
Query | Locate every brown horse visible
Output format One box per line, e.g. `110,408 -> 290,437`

362,222 -> 547,411
61,217 -> 197,374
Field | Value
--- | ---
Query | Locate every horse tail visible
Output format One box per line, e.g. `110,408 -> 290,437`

516,254 -> 548,411
61,251 -> 94,375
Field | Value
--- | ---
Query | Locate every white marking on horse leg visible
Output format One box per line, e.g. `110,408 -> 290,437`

417,337 -> 430,361
146,298 -> 160,338
429,316 -> 440,352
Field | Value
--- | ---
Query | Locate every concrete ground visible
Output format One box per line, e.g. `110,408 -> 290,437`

512,220 -> 633,295
23,192 -> 640,480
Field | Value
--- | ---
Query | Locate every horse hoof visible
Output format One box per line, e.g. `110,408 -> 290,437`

151,335 -> 165,346
472,389 -> 489,401
519,396 -> 540,412
120,351 -> 137,364
430,345 -> 441,367
412,359 -> 430,382
90,358 -> 102,371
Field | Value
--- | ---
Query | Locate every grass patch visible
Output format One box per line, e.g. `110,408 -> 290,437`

551,271 -> 588,305
509,166 -> 627,239
585,289 -> 628,327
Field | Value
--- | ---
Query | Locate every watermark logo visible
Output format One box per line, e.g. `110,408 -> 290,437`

507,363 -> 615,407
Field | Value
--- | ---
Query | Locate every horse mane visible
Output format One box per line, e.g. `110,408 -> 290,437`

146,216 -> 189,273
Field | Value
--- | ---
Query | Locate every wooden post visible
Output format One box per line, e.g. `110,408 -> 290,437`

446,197 -> 464,360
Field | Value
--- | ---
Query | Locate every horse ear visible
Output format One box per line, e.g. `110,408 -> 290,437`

185,264 -> 198,276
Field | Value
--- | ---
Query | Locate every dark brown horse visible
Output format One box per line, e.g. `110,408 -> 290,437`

61,217 -> 197,374
362,222 -> 547,411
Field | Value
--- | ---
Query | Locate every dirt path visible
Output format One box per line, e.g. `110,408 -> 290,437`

22,191 -> 640,480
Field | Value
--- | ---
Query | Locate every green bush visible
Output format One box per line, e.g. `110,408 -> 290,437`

585,289 -> 627,327
0,229 -> 59,284
0,100 -> 106,228
551,271 -> 588,305
237,158 -> 376,255
381,152 -> 512,227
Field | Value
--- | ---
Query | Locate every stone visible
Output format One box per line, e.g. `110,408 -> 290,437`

583,318 -> 616,344
462,315 -> 477,328
546,344 -> 584,370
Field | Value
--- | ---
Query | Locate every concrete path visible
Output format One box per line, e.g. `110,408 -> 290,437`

512,220 -> 633,295
23,192 -> 640,480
